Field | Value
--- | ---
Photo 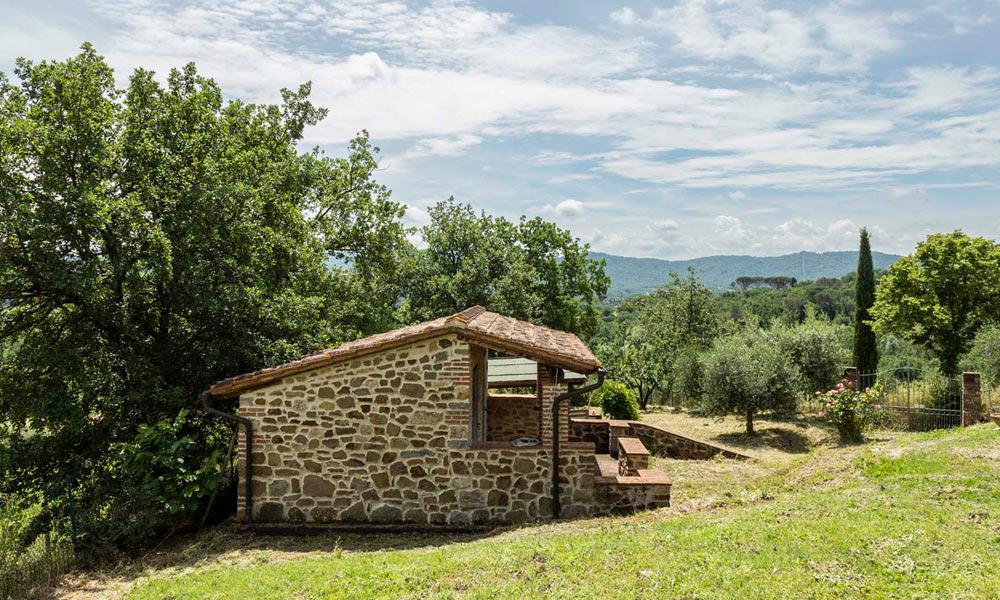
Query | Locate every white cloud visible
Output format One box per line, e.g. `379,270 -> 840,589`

619,0 -> 901,74
384,134 -> 483,170
554,199 -> 585,216
610,7 -> 639,26
30,0 -> 993,197
650,219 -> 680,232
404,205 -> 431,227
6,0 -> 997,259
549,173 -> 599,184
897,66 -> 1000,114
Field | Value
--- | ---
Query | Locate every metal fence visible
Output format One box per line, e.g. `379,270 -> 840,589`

800,367 -> 967,432
863,368 -> 963,432
1,496 -> 75,600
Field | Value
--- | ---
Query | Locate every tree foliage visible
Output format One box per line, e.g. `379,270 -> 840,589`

0,46 -> 408,548
962,323 -> 1000,387
871,231 -> 1000,376
730,275 -> 797,292
597,270 -> 717,408
702,328 -> 802,435
774,315 -> 850,395
853,228 -> 878,375
402,198 -> 608,337
715,273 -> 860,326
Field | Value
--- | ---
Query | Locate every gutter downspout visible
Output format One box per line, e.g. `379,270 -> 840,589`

551,366 -> 606,519
200,393 -> 253,524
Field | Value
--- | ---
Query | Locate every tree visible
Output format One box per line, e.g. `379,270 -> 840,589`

853,228 -> 878,375
403,198 -> 609,337
702,328 -> 802,435
871,231 -> 1000,376
775,314 -> 850,395
0,46 -> 408,548
596,316 -> 664,410
597,270 -> 717,408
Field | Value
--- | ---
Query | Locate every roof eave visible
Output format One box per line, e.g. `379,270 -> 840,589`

204,327 -> 600,399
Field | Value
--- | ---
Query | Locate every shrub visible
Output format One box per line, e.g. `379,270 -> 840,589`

596,380 -> 641,420
121,409 -> 227,524
817,380 -> 885,443
702,328 -> 802,435
1,497 -> 74,599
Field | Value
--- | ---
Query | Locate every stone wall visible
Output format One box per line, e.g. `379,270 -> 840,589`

844,366 -> 859,391
486,394 -> 540,441
569,418 -> 752,461
538,364 -> 569,445
595,479 -> 672,513
616,437 -> 649,476
570,418 -> 610,453
627,421 -> 750,460
236,333 -> 605,525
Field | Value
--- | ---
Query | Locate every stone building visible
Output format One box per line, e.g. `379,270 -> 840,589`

203,306 -> 673,527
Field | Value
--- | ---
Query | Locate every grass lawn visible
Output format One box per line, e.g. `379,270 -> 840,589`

51,412 -> 1000,599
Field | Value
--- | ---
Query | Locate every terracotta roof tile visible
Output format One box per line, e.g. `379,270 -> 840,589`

205,306 -> 600,398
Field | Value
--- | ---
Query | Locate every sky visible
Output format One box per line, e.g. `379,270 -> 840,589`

2,0 -> 999,259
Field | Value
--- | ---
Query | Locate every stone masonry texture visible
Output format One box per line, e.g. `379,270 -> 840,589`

486,394 -> 541,441
235,333 -> 625,525
962,372 -> 982,426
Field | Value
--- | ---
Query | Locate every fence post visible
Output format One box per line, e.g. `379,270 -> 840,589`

962,372 -> 981,426
844,367 -> 859,391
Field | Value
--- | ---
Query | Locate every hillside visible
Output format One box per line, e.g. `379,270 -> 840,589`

70,418 -> 1000,600
592,250 -> 901,297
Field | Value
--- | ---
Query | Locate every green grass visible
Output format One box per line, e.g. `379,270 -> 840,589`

117,423 -> 1000,600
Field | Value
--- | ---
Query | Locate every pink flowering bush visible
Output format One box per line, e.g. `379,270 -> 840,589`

816,380 -> 885,443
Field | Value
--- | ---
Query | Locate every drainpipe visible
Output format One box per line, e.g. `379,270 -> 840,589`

200,393 -> 253,524
551,366 -> 606,519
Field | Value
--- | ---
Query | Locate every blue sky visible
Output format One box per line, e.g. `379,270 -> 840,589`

3,0 -> 999,258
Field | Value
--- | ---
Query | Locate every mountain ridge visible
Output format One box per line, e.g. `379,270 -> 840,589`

591,250 -> 902,297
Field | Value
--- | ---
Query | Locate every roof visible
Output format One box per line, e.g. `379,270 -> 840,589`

488,357 -> 586,388
205,306 -> 600,398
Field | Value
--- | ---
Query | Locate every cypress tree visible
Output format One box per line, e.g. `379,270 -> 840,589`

853,228 -> 878,378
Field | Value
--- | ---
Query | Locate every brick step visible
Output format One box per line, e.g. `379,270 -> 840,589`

593,454 -> 671,487
592,453 -> 671,512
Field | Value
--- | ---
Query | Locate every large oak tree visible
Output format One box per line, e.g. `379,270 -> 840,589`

0,45 -> 407,546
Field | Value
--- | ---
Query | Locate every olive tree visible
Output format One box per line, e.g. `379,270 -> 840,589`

702,328 -> 802,435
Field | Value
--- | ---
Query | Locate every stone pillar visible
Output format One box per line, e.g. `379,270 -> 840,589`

962,372 -> 982,426
844,367 -> 859,391
538,363 -> 568,444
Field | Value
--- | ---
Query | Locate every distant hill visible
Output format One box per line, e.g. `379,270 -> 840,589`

591,250 -> 902,297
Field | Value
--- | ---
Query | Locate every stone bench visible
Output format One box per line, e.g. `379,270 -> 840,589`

616,437 -> 650,476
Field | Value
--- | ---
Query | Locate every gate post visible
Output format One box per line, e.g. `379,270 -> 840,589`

844,367 -> 859,391
962,372 -> 981,426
